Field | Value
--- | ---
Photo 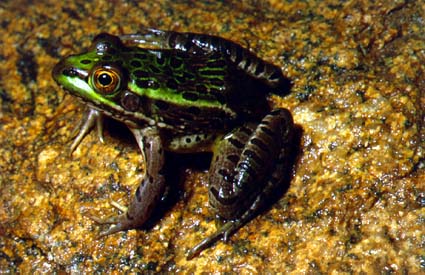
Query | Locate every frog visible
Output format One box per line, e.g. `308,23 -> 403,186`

52,28 -> 294,258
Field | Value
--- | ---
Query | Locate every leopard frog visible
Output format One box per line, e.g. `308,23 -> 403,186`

52,28 -> 294,258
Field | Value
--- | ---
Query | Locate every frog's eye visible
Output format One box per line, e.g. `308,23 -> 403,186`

90,66 -> 122,95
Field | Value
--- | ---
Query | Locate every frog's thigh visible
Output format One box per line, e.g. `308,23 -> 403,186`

208,123 -> 255,219
209,109 -> 293,220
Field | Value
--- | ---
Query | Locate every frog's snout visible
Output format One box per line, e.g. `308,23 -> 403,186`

52,59 -> 66,82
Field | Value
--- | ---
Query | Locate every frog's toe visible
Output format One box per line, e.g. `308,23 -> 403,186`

109,200 -> 128,212
187,230 -> 222,260
222,219 -> 244,242
186,220 -> 236,259
88,213 -> 130,237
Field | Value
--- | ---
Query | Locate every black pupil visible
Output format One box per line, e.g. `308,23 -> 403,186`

98,73 -> 112,86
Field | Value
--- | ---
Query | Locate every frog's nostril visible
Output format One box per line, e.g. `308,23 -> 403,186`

62,68 -> 78,77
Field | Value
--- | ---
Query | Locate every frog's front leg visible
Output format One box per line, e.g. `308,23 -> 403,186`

187,109 -> 293,259
91,126 -> 166,236
70,108 -> 104,153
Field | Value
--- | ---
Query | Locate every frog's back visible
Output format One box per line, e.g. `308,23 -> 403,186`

118,48 -> 274,132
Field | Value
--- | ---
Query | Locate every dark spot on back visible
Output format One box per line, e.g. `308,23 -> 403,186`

136,79 -> 149,88
195,84 -> 208,93
134,53 -> 147,59
156,55 -> 166,66
155,100 -> 169,110
169,57 -> 183,68
208,79 -> 225,87
182,92 -> 199,101
135,79 -> 158,89
208,59 -> 226,68
148,80 -> 159,89
133,70 -> 149,78
201,69 -> 221,76
148,64 -> 161,74
166,79 -> 178,90
130,60 -> 142,67
187,106 -> 201,115
183,71 -> 195,80
175,75 -> 187,84
214,93 -> 226,104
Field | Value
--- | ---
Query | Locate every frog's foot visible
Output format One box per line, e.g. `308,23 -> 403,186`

187,220 -> 242,260
87,201 -> 132,237
186,209 -> 254,260
89,214 -> 128,237
187,186 -> 270,259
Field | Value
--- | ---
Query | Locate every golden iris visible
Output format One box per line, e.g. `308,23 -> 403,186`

91,66 -> 122,95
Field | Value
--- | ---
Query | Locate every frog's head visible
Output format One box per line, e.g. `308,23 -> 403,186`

53,33 -> 126,101
52,33 -> 147,125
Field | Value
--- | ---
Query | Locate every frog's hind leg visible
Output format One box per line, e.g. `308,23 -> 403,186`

187,108 -> 293,259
